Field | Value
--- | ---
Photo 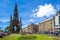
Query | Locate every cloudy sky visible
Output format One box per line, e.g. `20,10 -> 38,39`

0,0 -> 60,30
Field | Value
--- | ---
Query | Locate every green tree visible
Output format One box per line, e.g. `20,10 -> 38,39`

0,27 -> 1,30
5,26 -> 10,32
0,27 -> 4,32
0,27 -> 1,32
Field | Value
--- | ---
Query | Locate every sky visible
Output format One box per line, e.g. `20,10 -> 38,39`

0,0 -> 60,30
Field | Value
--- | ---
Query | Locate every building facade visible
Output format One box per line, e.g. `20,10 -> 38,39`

23,23 -> 38,33
54,11 -> 60,33
39,17 -> 54,33
39,11 -> 60,33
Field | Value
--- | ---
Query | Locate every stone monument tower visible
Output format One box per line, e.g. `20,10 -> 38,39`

10,3 -> 22,33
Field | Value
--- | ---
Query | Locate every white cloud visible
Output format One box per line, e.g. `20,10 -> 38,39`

0,19 -> 9,23
35,9 -> 38,11
32,10 -> 35,12
22,25 -> 28,28
35,23 -> 39,24
32,9 -> 38,12
30,19 -> 34,22
32,4 -> 56,17
31,13 -> 37,17
56,5 -> 60,11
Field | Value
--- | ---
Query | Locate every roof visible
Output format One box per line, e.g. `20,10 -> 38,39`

40,17 -> 54,23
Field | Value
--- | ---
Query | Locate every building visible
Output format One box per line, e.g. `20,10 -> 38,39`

54,11 -> 60,33
23,23 -> 38,33
39,11 -> 60,34
10,3 -> 22,33
23,11 -> 60,34
39,17 -> 54,33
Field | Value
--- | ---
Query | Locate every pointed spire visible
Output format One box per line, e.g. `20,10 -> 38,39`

20,17 -> 22,27
10,15 -> 12,22
10,15 -> 12,32
20,17 -> 22,31
14,2 -> 17,11
13,2 -> 18,21
20,18 -> 22,25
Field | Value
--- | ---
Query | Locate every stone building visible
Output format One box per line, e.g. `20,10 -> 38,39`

39,11 -> 60,34
39,17 -> 54,33
10,3 -> 22,33
23,23 -> 38,33
54,11 -> 60,33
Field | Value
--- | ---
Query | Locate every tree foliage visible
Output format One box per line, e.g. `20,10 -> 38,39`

5,26 -> 10,32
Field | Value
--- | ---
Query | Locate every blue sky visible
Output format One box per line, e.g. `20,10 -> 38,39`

0,0 -> 60,30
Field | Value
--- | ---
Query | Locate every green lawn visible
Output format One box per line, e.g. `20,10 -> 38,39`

0,34 -> 60,40
0,34 -> 20,40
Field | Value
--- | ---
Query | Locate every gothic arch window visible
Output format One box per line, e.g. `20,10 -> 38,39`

14,26 -> 17,32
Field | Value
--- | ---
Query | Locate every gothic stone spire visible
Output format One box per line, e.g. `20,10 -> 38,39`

13,3 -> 18,22
10,2 -> 21,33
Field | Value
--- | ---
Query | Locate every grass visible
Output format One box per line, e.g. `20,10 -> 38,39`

19,34 -> 60,40
0,34 -> 20,40
0,34 -> 60,40
19,34 -> 36,40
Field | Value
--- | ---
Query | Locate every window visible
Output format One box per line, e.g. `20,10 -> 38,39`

59,16 -> 60,24
55,25 -> 58,27
14,26 -> 17,31
55,28 -> 59,30
59,28 -> 60,30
